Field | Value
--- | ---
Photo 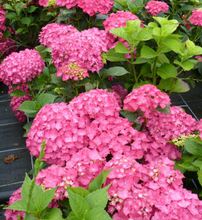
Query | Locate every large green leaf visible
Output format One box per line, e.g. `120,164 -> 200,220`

104,67 -> 129,77
67,188 -> 90,218
86,187 -> 109,209
18,101 -> 41,117
36,93 -> 57,106
185,139 -> 202,157
157,64 -> 177,79
140,45 -> 157,59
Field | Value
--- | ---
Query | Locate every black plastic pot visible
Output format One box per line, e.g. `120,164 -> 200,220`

0,83 -> 33,204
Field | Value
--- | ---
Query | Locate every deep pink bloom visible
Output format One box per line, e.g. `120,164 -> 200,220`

77,0 -> 113,16
52,28 -> 112,73
190,9 -> 202,27
0,49 -> 45,85
145,0 -> 169,16
39,23 -> 77,48
124,84 -> 170,117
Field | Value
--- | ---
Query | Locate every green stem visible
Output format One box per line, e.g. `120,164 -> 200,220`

152,57 -> 158,85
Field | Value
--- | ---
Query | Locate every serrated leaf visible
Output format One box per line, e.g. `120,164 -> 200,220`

70,187 -> 90,197
41,208 -> 64,220
67,188 -> 90,218
157,64 -> 177,79
7,200 -> 27,212
140,45 -> 157,59
171,79 -> 190,93
185,139 -> 202,157
85,208 -> 112,220
104,67 -> 129,77
18,101 -> 41,118
36,93 -> 57,106
198,170 -> 202,186
86,186 -> 109,209
88,170 -> 110,192
114,42 -> 129,54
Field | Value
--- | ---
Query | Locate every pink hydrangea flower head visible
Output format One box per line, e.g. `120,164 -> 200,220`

146,106 -> 197,145
0,49 -> 45,85
36,165 -> 78,200
68,89 -> 121,118
56,62 -> 89,81
123,84 -> 170,117
39,23 -> 77,48
104,11 -> 140,32
9,85 -> 31,122
4,188 -> 25,220
190,9 -> 202,27
26,102 -> 87,165
145,0 -> 169,16
52,28 -> 112,72
153,188 -> 202,220
66,148 -> 105,186
77,0 -> 113,16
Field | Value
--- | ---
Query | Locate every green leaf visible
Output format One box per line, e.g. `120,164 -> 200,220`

86,186 -> 109,209
70,187 -> 90,198
103,49 -> 127,62
21,17 -> 33,26
104,67 -> 129,77
171,79 -> 190,93
67,188 -> 90,218
185,40 -> 202,56
7,200 -> 27,212
85,208 -> 112,220
185,139 -> 202,157
88,170 -> 110,192
31,185 -> 56,213
175,59 -> 198,71
67,212 -> 79,220
36,93 -> 57,106
157,64 -> 177,79
161,37 -> 183,54
42,208 -> 64,220
120,110 -> 138,122
153,17 -> 179,36
192,159 -> 202,169
21,174 -> 33,200
18,101 -> 41,118
140,45 -> 157,59
114,42 -> 129,54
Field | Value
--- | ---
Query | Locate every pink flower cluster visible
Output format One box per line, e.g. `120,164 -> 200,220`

145,0 -> 169,16
39,0 -> 113,16
104,11 -> 140,32
124,84 -> 170,117
6,85 -> 202,219
190,9 -> 202,27
146,106 -> 197,145
39,23 -> 77,48
9,85 -> 31,122
0,49 -> 45,85
51,27 -> 112,76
